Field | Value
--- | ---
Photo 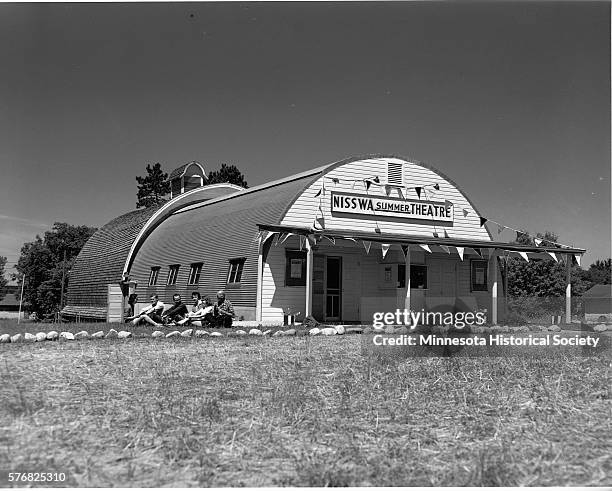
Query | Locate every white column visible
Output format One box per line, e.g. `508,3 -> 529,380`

491,251 -> 498,325
255,235 -> 263,322
404,246 -> 411,313
305,238 -> 313,317
565,254 -> 572,324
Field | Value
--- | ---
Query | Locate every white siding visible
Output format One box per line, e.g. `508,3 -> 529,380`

281,157 -> 492,241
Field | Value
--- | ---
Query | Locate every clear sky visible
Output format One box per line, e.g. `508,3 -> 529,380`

1,1 -> 610,280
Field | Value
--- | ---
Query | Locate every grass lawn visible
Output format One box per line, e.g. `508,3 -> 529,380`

1,321 -> 610,487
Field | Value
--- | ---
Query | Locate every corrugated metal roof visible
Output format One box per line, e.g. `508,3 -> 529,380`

129,173 -> 319,307
64,206 -> 161,309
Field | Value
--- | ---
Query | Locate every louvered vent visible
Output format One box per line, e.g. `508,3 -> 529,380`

387,162 -> 403,185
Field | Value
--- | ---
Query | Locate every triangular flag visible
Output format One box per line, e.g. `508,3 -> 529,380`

274,233 -> 286,246
534,238 -> 543,246
440,245 -> 451,254
497,224 -> 505,234
443,229 -> 450,238
363,240 -> 372,254
314,188 -> 321,198
299,235 -> 306,251
322,182 -> 326,195
323,235 -> 336,245
419,244 -> 432,253
433,232 -> 439,238
546,251 -> 558,262
574,254 -> 581,266
396,187 -> 404,200
381,243 -> 391,259
401,245 -> 409,258
331,177 -> 339,184
373,176 -> 380,184
456,247 -> 465,261
374,227 -> 381,234
307,235 -> 317,247
472,247 -> 482,257
384,184 -> 391,196
518,251 -> 529,262
315,216 -> 325,229
415,187 -> 422,199
463,209 -> 469,217
365,180 -> 371,191
444,200 -> 453,207
479,217 -> 488,227
433,183 -> 440,190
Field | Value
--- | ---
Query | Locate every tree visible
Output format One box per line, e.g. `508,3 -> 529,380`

136,163 -> 171,208
15,222 -> 97,317
0,256 -> 7,302
507,230 -> 590,297
586,258 -> 611,285
207,163 -> 248,188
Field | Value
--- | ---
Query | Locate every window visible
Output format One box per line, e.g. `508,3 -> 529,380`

471,260 -> 488,291
285,250 -> 307,286
227,258 -> 245,284
387,161 -> 404,185
167,265 -> 180,286
398,264 -> 428,289
148,267 -> 160,286
188,262 -> 203,285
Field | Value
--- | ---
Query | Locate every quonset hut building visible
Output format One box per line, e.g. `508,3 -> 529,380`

64,155 -> 585,325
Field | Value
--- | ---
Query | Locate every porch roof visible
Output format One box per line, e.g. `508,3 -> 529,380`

256,223 -> 586,255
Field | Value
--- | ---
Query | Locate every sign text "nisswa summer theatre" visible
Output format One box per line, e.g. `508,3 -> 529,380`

330,192 -> 454,223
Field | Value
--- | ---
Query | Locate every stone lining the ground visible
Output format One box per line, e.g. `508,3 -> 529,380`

1,322 -> 611,344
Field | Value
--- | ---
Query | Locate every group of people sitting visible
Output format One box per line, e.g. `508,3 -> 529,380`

126,290 -> 235,329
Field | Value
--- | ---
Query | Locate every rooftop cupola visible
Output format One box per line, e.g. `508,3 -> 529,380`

169,161 -> 207,198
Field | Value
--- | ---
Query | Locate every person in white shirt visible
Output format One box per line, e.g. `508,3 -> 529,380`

178,295 -> 214,326
127,294 -> 165,327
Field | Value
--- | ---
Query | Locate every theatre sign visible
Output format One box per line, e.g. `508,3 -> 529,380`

330,192 -> 454,223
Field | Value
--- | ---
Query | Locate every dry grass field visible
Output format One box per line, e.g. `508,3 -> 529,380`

1,321 -> 611,487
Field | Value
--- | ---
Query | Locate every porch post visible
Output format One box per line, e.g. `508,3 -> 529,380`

255,235 -> 263,322
305,238 -> 313,317
490,250 -> 498,325
565,254 -> 572,324
404,246 -> 411,313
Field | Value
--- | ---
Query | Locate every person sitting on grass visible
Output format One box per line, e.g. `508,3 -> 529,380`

127,294 -> 165,327
162,294 -> 189,326
190,291 -> 203,313
179,295 -> 214,327
212,290 -> 235,328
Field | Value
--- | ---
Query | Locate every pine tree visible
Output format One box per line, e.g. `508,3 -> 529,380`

207,163 -> 248,188
136,163 -> 171,208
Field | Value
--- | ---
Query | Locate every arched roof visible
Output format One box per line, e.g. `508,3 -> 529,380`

63,183 -> 243,319
169,161 -> 207,180
125,153 -> 494,275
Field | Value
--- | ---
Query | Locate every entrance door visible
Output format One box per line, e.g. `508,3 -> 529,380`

325,257 -> 342,321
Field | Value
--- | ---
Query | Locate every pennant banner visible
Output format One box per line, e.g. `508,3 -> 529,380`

546,251 -> 558,262
384,184 -> 391,196
314,189 -> 321,198
463,209 -> 469,217
381,243 -> 391,259
396,187 -> 404,200
534,238 -> 543,246
323,235 -> 336,245
456,247 -> 464,261
401,245 -> 409,258
433,183 -> 440,191
472,247 -> 482,258
419,244 -> 432,253
518,251 -> 529,262
440,245 -> 451,254
444,229 -> 450,238
574,254 -> 581,266
364,180 -> 372,191
479,217 -> 488,227
363,240 -> 372,254
415,187 -> 422,199
299,235 -> 306,251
